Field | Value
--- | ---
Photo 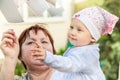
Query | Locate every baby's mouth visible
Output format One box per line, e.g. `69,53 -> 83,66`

70,37 -> 76,41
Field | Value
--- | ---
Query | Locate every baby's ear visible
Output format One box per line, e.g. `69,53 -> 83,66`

90,37 -> 96,43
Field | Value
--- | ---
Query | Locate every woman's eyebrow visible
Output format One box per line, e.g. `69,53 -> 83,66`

41,37 -> 46,40
28,38 -> 36,41
29,37 -> 47,41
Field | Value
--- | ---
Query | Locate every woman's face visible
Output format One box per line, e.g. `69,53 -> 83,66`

21,30 -> 53,71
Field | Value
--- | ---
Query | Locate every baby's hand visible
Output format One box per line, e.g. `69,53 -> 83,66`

32,47 -> 46,61
39,48 -> 46,60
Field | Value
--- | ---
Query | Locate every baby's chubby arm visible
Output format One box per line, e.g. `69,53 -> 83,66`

35,48 -> 79,72
43,50 -> 87,73
37,47 -> 94,73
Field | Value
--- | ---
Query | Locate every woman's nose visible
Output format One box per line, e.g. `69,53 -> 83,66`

35,42 -> 42,48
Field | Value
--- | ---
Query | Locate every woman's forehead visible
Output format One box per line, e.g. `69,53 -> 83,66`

29,30 -> 44,35
27,30 -> 48,39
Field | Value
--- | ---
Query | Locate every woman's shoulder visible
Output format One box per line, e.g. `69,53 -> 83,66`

14,72 -> 29,80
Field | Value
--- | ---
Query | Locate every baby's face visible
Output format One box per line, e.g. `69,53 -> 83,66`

68,19 -> 95,47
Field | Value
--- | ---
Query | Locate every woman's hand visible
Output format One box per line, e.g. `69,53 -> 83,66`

0,29 -> 19,80
0,29 -> 19,60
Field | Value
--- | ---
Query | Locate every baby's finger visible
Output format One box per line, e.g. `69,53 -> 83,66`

34,55 -> 44,60
32,52 -> 43,60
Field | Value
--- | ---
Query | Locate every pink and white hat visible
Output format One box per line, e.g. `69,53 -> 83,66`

72,6 -> 119,41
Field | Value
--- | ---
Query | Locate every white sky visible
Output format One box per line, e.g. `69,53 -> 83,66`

74,0 -> 85,2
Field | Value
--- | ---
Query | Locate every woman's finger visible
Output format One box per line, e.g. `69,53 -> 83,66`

2,37 -> 14,46
1,29 -> 16,42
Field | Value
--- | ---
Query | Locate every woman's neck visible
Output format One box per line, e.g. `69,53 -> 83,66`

28,68 -> 54,80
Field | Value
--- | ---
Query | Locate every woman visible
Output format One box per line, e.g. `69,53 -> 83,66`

0,23 -> 56,80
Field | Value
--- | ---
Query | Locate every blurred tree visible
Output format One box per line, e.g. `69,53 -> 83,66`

15,62 -> 26,76
98,0 -> 120,80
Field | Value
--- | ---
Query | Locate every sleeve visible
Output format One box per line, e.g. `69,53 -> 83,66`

43,49 -> 92,73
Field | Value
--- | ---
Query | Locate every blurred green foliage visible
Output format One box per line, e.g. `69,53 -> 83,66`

15,62 -> 26,76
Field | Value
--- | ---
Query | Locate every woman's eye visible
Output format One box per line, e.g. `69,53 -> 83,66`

42,41 -> 48,44
27,41 -> 35,45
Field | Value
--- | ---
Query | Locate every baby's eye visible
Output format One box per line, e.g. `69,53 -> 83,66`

77,28 -> 81,31
70,26 -> 74,29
